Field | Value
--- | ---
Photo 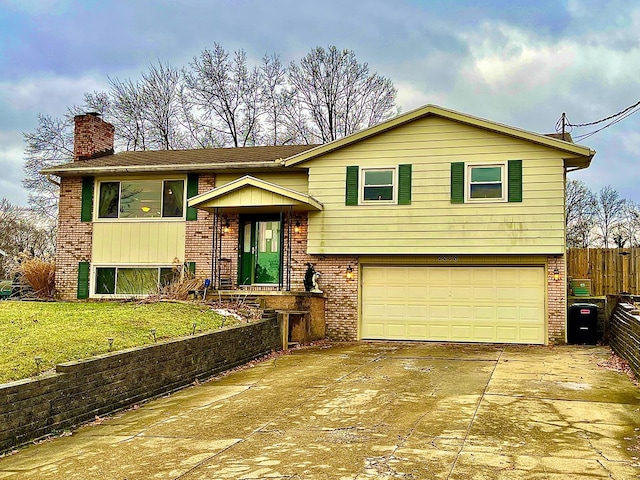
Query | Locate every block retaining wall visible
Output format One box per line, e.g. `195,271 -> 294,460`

0,319 -> 281,453
607,299 -> 640,379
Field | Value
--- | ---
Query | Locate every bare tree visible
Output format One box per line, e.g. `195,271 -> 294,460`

565,179 -> 596,247
260,53 -> 290,145
593,185 -> 626,248
287,46 -> 397,143
22,114 -> 74,222
183,44 -> 262,147
612,201 -> 640,247
140,61 -> 183,149
22,43 -> 400,223
0,198 -> 55,277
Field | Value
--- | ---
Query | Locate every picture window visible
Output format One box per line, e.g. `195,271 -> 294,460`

97,179 -> 185,219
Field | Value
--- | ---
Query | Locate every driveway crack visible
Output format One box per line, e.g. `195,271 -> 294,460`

446,347 -> 504,479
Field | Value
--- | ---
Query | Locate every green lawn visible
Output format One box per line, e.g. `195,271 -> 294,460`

0,301 -> 238,384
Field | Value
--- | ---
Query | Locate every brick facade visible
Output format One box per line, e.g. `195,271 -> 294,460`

185,174 -> 215,279
55,177 -> 92,300
547,255 -> 567,343
73,113 -> 114,160
288,214 -> 359,341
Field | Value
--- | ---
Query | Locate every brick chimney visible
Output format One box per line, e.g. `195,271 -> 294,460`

73,112 -> 115,161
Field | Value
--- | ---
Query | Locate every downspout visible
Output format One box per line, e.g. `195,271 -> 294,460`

46,174 -> 61,187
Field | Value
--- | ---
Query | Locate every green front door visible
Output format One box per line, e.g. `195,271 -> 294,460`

239,218 -> 281,285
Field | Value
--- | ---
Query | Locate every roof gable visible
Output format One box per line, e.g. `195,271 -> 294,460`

188,175 -> 323,211
283,104 -> 595,169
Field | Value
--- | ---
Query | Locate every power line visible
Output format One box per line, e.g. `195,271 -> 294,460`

556,99 -> 640,141
567,99 -> 640,127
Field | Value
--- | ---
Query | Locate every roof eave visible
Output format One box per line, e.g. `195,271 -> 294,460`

40,161 -> 292,177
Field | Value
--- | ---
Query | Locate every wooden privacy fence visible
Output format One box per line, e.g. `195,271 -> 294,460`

566,248 -> 640,296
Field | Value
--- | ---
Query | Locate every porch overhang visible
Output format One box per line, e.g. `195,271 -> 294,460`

187,175 -> 323,213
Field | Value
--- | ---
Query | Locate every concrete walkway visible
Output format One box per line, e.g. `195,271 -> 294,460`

0,343 -> 639,479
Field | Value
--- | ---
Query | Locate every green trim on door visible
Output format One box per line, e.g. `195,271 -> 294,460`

238,216 -> 281,285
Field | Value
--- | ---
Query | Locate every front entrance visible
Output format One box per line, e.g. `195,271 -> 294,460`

239,217 -> 282,285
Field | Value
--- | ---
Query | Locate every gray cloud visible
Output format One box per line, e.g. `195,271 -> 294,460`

0,0 -> 638,208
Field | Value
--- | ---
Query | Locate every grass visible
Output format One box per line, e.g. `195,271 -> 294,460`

0,301 -> 239,384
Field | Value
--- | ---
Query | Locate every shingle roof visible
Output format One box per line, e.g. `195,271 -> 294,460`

42,144 -> 320,176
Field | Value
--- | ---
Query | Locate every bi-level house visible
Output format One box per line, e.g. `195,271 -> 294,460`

44,105 -> 595,344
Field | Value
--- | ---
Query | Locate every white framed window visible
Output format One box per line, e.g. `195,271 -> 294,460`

97,178 -> 186,220
360,167 -> 397,204
466,163 -> 506,202
93,265 -> 181,297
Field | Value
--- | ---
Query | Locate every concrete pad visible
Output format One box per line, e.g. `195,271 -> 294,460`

0,342 -> 638,479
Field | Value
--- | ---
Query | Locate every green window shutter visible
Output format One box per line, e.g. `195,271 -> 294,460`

451,162 -> 465,203
81,177 -> 94,222
77,262 -> 90,299
345,166 -> 359,206
186,262 -> 196,276
508,160 -> 523,202
186,174 -> 199,221
398,164 -> 412,205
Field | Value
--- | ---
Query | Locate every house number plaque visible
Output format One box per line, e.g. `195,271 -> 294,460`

437,256 -> 459,262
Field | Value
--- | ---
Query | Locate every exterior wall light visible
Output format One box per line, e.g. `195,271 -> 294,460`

553,267 -> 560,281
346,265 -> 354,281
222,217 -> 230,234
294,220 -> 301,234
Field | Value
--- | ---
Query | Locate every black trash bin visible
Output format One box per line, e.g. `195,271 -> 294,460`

568,303 -> 598,345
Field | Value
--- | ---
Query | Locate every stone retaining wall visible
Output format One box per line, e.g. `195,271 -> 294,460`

608,301 -> 640,379
0,319 -> 281,453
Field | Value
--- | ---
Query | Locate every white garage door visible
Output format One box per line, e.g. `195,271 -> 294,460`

362,266 -> 545,344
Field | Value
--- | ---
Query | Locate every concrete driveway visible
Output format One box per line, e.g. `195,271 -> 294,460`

0,342 -> 639,479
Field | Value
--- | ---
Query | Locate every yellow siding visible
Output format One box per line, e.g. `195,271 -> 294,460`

92,222 -> 186,264
215,171 -> 309,193
207,187 -> 309,208
307,116 -> 568,255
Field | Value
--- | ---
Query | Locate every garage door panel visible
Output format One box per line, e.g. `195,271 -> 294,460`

407,286 -> 427,299
497,287 -> 519,301
474,287 -> 496,301
496,326 -> 517,340
519,306 -> 542,322
474,306 -> 494,321
429,324 -> 451,339
407,305 -> 428,318
519,327 -> 544,342
407,324 -> 428,338
362,265 -> 545,344
450,305 -> 472,320
451,325 -> 473,340
387,324 -> 407,338
429,286 -> 450,300
473,326 -> 495,341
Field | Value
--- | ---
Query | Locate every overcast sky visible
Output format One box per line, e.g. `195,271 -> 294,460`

1,0 -> 639,207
